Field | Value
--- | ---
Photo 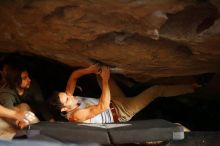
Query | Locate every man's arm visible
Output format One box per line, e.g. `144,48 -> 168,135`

66,64 -> 100,96
0,92 -> 30,128
0,105 -> 24,120
68,66 -> 110,122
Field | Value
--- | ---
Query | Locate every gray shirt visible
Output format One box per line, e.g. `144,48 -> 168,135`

67,96 -> 114,123
0,88 -> 21,109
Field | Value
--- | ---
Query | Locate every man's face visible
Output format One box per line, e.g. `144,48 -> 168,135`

20,71 -> 31,89
59,92 -> 78,112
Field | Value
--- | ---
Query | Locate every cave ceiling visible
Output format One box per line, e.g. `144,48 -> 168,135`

0,0 -> 220,82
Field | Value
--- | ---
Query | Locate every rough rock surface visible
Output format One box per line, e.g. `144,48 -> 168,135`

0,0 -> 220,82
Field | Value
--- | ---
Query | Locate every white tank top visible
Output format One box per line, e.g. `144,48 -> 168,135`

76,96 -> 114,123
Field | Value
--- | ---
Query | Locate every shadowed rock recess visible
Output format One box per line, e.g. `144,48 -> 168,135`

1,0 -> 220,130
